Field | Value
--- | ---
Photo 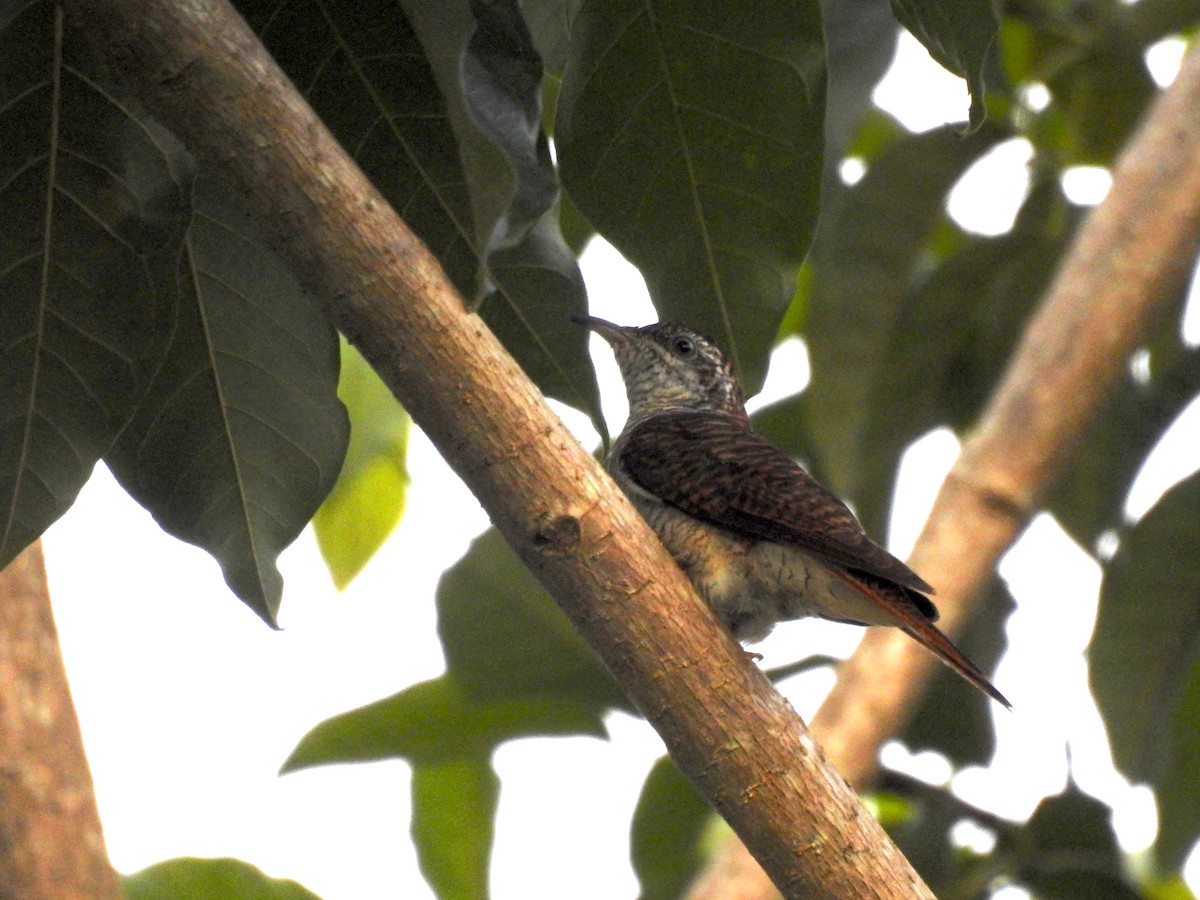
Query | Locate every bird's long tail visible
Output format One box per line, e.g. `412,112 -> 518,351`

900,614 -> 1012,710
831,566 -> 1012,709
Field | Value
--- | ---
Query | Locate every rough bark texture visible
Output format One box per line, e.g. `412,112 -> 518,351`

0,541 -> 120,900
61,0 -> 932,896
688,39 -> 1200,900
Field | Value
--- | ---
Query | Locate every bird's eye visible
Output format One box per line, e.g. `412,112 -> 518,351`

671,336 -> 696,357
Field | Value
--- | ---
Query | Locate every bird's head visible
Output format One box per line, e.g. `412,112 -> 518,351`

575,317 -> 747,423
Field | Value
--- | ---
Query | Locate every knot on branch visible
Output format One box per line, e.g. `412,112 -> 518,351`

530,513 -> 581,555
944,469 -> 1035,527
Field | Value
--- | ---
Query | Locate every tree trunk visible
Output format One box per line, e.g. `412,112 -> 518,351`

0,541 -> 120,900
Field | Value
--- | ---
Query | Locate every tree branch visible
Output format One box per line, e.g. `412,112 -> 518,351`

0,541 -> 120,899
62,0 -> 933,895
688,39 -> 1200,900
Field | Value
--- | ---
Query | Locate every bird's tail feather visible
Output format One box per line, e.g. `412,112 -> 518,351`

828,565 -> 1011,709
901,616 -> 1012,710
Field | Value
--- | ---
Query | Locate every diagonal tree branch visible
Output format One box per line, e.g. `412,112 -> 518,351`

688,39 -> 1200,900
63,0 -> 932,895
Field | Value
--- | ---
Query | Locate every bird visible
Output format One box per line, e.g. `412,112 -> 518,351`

576,316 -> 1010,709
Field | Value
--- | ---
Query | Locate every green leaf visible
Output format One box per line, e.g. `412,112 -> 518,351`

630,756 -> 716,900
122,857 -> 321,900
821,0 -> 899,164
398,0 -> 515,253
438,528 -> 627,710
1031,7 -> 1157,166
522,0 -> 579,76
105,173 -> 348,626
1090,473 -> 1200,872
282,676 -> 606,772
239,0 -> 604,427
1052,345 -> 1200,550
1154,652 -> 1200,874
888,0 -> 998,130
462,0 -> 604,431
0,1 -> 191,567
556,0 -> 826,393
1024,787 -> 1123,875
1017,789 -> 1140,899
1019,871 -> 1143,900
480,215 -> 601,430
803,123 -> 1004,499
236,0 -> 478,297
412,755 -> 499,900
313,341 -> 410,589
1144,875 -> 1199,900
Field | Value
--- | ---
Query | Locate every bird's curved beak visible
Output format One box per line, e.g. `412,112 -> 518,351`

571,315 -> 630,346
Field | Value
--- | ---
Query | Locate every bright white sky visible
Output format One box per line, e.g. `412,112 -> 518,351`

41,30 -> 1200,900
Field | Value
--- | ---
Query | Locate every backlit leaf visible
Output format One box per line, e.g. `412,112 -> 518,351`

313,341 -> 410,589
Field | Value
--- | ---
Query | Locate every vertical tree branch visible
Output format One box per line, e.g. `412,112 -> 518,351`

814,34 -> 1200,785
63,0 -> 933,895
689,39 -> 1200,900
0,541 -> 120,900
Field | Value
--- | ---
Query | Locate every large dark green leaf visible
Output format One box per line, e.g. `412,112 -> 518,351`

630,756 -> 715,900
313,340 -> 410,589
1090,473 -> 1200,872
481,216 -> 598,430
461,0 -> 602,431
236,0 -> 478,296
889,0 -> 999,130
239,0 -> 603,425
106,174 -> 348,626
282,676 -> 606,771
803,123 -> 1004,499
412,754 -> 498,900
0,0 -> 190,567
438,528 -> 627,710
556,0 -> 826,393
394,0 -> 511,240
123,857 -> 321,900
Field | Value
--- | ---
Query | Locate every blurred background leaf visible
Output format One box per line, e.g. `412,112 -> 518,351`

630,756 -> 719,900
123,857 -> 322,900
313,341 -> 411,589
1090,473 -> 1200,874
